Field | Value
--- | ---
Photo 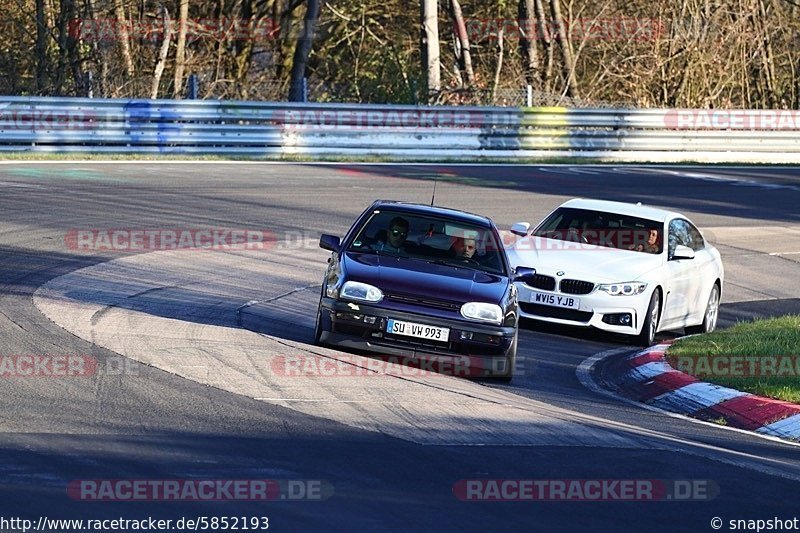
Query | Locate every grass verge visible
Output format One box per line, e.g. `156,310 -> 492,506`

665,315 -> 800,403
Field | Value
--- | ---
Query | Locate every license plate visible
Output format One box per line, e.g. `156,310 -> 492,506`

386,319 -> 449,342
530,290 -> 580,309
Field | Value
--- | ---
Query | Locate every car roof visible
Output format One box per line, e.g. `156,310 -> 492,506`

558,198 -> 684,223
369,200 -> 494,228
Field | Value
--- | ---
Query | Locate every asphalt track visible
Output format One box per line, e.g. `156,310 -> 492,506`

1,163 -> 800,532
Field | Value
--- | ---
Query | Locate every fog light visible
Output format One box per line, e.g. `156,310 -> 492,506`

364,316 -> 376,324
602,313 -> 633,326
460,331 -> 473,340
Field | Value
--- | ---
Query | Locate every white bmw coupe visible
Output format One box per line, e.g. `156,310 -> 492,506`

505,198 -> 724,345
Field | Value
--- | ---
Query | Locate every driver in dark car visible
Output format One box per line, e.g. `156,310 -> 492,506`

450,236 -> 477,259
371,216 -> 410,253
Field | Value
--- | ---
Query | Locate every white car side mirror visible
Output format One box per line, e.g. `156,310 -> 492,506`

510,222 -> 530,236
672,245 -> 695,260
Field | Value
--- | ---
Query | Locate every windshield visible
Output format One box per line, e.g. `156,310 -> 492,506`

348,210 -> 507,275
533,207 -> 663,254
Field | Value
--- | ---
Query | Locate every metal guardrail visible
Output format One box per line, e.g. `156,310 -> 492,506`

1,96 -> 799,162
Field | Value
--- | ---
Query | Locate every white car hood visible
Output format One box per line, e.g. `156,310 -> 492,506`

507,236 -> 662,283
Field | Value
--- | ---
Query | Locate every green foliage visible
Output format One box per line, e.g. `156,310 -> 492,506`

667,315 -> 800,403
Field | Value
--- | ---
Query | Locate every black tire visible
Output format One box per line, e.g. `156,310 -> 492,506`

313,300 -> 325,345
686,284 -> 720,336
494,331 -> 518,383
636,289 -> 661,347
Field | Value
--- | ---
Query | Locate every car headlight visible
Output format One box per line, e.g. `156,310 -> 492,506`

597,282 -> 647,296
460,302 -> 503,324
340,281 -> 383,303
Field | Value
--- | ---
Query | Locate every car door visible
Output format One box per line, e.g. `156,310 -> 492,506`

661,219 -> 695,328
683,220 -> 717,322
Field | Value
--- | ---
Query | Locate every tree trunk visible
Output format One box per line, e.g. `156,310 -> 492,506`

114,0 -> 134,77
150,4 -> 173,99
518,0 -> 539,88
756,0 -> 778,107
534,0 -> 553,92
548,0 -> 578,97
35,0 -> 49,94
288,0 -> 321,101
84,0 -> 108,97
420,0 -> 441,100
234,0 -> 257,100
63,0 -> 83,96
448,0 -> 474,87
173,0 -> 189,98
271,0 -> 285,79
491,25 -> 504,104
53,0 -> 72,95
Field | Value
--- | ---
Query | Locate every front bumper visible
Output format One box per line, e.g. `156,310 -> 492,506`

515,283 -> 651,336
318,298 -> 516,376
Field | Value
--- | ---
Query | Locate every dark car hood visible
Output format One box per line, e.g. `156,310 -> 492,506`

344,252 -> 508,304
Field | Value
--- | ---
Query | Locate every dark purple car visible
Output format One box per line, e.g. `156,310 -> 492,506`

314,200 -> 533,381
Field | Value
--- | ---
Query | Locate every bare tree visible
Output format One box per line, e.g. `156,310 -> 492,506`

491,22 -> 504,104
85,0 -> 109,96
448,0 -> 474,87
518,0 -> 539,89
114,0 -> 134,76
289,0 -> 321,101
420,0 -> 441,100
53,0 -> 82,95
755,0 -> 779,107
548,0 -> 578,97
534,0 -> 554,91
150,4 -> 173,99
35,0 -> 49,94
173,0 -> 189,98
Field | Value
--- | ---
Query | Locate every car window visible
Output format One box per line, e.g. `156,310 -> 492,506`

687,220 -> 705,250
347,210 -> 506,275
668,218 -> 704,257
533,207 -> 662,253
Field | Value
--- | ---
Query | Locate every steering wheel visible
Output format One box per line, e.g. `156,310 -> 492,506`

570,228 -> 589,244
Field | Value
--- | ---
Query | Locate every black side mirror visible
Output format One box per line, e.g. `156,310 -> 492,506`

513,266 -> 536,282
319,234 -> 341,252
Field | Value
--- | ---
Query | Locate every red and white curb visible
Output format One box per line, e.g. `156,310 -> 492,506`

607,342 -> 800,442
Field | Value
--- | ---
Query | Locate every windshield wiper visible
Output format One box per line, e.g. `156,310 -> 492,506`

426,258 -> 484,272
